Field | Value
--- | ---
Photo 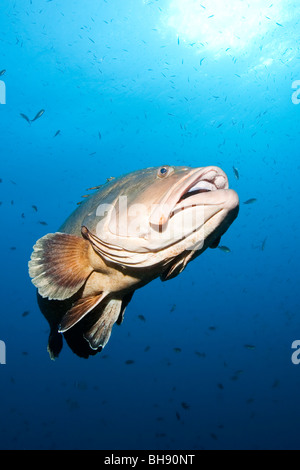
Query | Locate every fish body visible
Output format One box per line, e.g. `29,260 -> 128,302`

31,109 -> 45,122
20,113 -> 31,124
218,245 -> 231,253
243,198 -> 257,205
233,166 -> 239,180
0,70 -> 6,76
29,165 -> 239,359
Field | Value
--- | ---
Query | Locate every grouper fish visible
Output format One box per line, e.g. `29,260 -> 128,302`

28,165 -> 239,359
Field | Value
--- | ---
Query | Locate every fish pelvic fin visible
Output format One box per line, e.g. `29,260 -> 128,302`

28,232 -> 94,301
47,328 -> 63,361
58,292 -> 108,333
83,298 -> 123,351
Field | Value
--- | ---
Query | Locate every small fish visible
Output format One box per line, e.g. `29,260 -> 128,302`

218,246 -> 231,253
176,411 -> 181,421
20,113 -> 31,124
86,185 -> 103,191
32,205 -> 38,212
217,383 -> 224,390
177,36 -> 180,45
261,237 -> 267,251
195,351 -> 206,358
125,359 -> 134,365
31,109 -> 45,122
38,221 -> 48,226
181,402 -> 190,410
244,344 -> 255,350
200,57 -> 206,66
233,166 -> 239,180
54,130 -> 60,137
173,347 -> 181,353
243,198 -> 257,205
22,311 -> 30,317
138,314 -> 146,322
0,70 -> 6,76
98,131 -> 102,140
276,22 -> 283,27
272,379 -> 280,389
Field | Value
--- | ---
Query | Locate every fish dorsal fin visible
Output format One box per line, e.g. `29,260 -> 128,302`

59,292 -> 108,333
84,298 -> 123,350
28,232 -> 94,301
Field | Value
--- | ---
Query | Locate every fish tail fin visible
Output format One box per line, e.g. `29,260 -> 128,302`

28,232 -> 94,301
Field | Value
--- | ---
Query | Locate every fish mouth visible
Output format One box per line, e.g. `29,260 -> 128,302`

150,166 -> 238,227
175,167 -> 229,207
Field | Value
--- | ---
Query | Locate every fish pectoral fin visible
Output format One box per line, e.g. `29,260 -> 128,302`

83,298 -> 123,350
58,292 -> 108,333
160,254 -> 192,282
209,235 -> 221,249
28,232 -> 94,301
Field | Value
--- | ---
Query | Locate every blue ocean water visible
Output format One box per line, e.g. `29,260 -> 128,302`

1,0 -> 300,450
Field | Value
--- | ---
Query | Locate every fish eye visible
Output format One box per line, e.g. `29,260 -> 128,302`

157,166 -> 174,179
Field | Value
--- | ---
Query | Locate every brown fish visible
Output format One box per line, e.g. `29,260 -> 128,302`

28,165 -> 239,359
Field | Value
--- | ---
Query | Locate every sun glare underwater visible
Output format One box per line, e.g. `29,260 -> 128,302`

1,0 -> 300,451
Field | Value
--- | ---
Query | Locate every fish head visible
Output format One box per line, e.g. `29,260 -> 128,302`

82,165 -> 239,270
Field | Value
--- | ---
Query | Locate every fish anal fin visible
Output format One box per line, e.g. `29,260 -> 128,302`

28,232 -> 94,301
84,298 -> 123,350
59,292 -> 108,333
